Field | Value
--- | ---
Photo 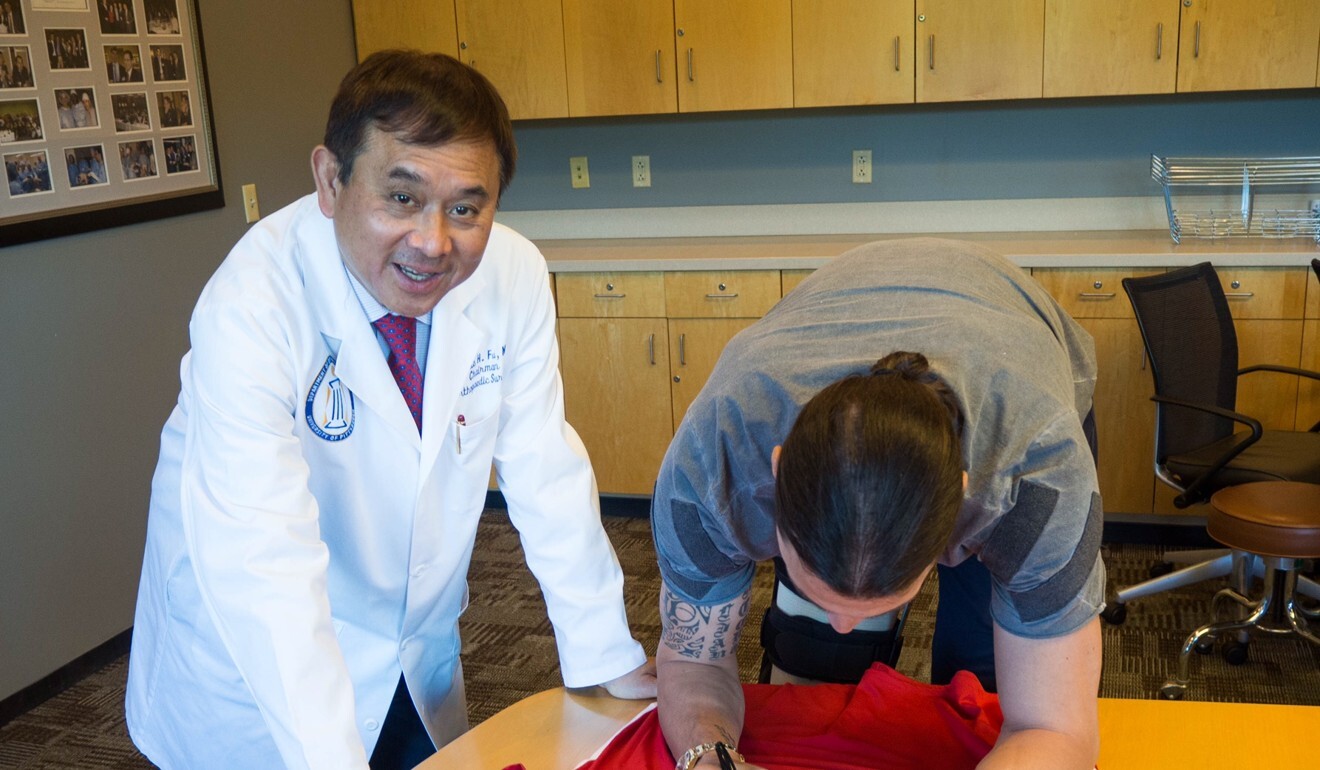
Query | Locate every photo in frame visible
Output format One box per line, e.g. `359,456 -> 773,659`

1,0 -> 220,245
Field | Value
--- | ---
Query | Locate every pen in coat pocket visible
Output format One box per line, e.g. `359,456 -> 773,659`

455,414 -> 465,454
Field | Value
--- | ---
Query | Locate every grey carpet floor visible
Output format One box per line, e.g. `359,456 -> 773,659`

3,510 -> 1318,768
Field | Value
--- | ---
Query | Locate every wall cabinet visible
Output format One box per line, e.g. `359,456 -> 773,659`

350,0 -> 458,60
1176,0 -> 1320,93
793,0 -> 915,107
355,1 -> 1320,118
1043,0 -> 1179,97
915,0 -> 1045,103
455,0 -> 569,120
673,0 -> 793,113
562,0 -> 678,117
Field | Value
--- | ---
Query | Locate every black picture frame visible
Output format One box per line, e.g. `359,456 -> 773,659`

1,0 -> 221,246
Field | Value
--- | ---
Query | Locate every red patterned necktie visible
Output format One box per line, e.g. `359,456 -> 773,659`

372,314 -> 423,432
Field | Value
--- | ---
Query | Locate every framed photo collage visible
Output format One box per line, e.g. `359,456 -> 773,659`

1,0 -> 221,245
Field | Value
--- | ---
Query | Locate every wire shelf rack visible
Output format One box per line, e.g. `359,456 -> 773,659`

1151,155 -> 1320,244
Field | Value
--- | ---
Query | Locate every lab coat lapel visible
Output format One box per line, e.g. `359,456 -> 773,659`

297,213 -> 423,447
419,270 -> 485,474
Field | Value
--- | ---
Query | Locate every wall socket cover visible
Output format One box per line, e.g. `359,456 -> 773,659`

632,155 -> 651,188
570,156 -> 590,189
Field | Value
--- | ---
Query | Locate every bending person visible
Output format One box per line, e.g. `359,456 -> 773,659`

653,238 -> 1102,769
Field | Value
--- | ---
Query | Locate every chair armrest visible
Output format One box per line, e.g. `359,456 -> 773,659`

1238,367 -> 1320,431
1150,394 -> 1264,507
1238,364 -> 1320,382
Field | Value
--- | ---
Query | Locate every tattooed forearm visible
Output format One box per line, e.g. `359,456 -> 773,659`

660,585 -> 750,662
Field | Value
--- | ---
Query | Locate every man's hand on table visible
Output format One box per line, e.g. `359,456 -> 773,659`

601,658 -> 658,699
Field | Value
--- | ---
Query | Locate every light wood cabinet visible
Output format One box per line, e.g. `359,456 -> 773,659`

557,273 -> 672,495
356,0 -> 1320,118
455,0 -> 568,120
781,269 -> 813,296
1043,0 -> 1178,97
1033,268 -> 1160,515
556,269 -> 782,494
1297,266 -> 1320,430
673,0 -> 793,113
664,271 -> 781,428
562,0 -> 677,117
668,318 -> 757,429
1176,0 -> 1320,93
915,0 -> 1045,103
351,0 -> 459,61
793,1 -> 915,107
1216,268 -> 1307,430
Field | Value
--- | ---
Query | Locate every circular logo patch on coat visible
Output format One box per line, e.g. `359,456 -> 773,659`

306,356 -> 354,441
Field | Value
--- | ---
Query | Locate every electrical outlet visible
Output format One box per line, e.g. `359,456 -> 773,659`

570,156 -> 590,189
852,150 -> 872,184
242,183 -> 260,222
632,155 -> 651,188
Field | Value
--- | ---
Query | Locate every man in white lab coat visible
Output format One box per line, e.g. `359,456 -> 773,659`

126,50 -> 654,770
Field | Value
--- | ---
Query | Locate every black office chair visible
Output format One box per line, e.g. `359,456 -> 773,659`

1101,262 -> 1320,644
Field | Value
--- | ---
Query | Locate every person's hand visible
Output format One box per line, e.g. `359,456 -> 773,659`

599,658 -> 657,699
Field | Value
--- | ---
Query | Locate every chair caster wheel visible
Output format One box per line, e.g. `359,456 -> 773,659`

1159,681 -> 1186,700
1100,602 -> 1127,625
1149,562 -> 1175,579
1194,638 -> 1215,655
1221,640 -> 1249,665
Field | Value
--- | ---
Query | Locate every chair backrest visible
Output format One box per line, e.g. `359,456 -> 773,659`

1122,262 -> 1239,463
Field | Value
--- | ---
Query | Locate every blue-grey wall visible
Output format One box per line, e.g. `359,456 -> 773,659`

502,90 -> 1320,210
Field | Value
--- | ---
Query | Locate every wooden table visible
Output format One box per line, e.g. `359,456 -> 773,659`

420,688 -> 1320,769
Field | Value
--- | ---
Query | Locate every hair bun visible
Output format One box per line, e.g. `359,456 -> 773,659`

870,351 -> 930,380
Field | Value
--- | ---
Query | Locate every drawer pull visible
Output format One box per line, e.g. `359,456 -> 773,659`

679,333 -> 686,366
1078,292 -> 1116,299
648,334 -> 655,366
705,292 -> 739,299
593,293 -> 627,299
1224,292 -> 1255,299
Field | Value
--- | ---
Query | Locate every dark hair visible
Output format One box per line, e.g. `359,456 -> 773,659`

323,50 -> 517,195
775,351 -> 965,597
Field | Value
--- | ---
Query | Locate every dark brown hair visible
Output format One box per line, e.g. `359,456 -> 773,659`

323,50 -> 517,195
775,351 -> 965,597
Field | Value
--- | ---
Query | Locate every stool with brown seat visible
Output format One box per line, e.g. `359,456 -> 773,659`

1160,481 -> 1320,699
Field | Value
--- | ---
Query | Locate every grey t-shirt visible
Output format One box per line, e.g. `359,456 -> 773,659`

651,238 -> 1105,639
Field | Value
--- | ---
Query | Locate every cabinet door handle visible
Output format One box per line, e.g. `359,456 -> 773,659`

893,36 -> 901,72
687,48 -> 694,82
679,333 -> 686,366
928,35 -> 935,70
593,292 -> 626,299
705,292 -> 739,299
655,50 -> 663,83
1078,292 -> 1117,299
1224,292 -> 1255,299
1156,23 -> 1163,60
648,334 -> 655,365
1194,21 -> 1201,58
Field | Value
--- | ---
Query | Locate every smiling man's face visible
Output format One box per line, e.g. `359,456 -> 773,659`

312,126 -> 502,317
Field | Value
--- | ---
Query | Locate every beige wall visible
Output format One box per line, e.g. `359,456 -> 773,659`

0,0 -> 357,700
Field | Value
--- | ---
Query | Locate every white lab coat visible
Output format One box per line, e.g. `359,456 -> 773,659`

125,194 -> 645,769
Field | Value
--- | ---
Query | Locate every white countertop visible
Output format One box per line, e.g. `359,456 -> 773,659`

535,230 -> 1320,272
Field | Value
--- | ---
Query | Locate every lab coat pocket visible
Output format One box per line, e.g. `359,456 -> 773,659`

452,409 -> 497,467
